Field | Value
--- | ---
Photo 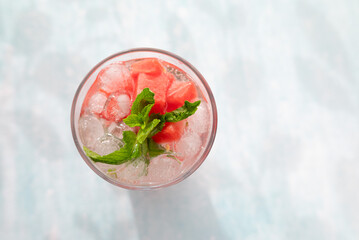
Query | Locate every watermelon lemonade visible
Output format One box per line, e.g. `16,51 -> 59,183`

71,49 -> 217,189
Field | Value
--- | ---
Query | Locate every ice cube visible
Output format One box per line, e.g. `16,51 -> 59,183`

187,102 -> 210,135
116,94 -> 131,118
88,92 -> 107,114
95,162 -> 126,179
175,130 -> 203,161
79,115 -> 104,149
117,160 -> 146,184
96,162 -> 116,172
99,63 -> 132,94
107,122 -> 119,135
102,93 -> 131,122
165,65 -> 189,82
93,134 -> 122,155
100,118 -> 112,129
92,134 -> 123,175
146,155 -> 182,183
107,121 -> 134,139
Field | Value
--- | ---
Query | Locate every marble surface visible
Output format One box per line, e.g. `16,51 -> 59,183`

1,0 -> 358,239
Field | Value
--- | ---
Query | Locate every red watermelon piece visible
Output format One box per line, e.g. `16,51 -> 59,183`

166,81 -> 197,112
152,121 -> 185,143
131,58 -> 163,77
136,72 -> 173,114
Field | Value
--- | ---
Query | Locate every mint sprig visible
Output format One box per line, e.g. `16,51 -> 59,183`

164,100 -> 201,122
83,88 -> 201,174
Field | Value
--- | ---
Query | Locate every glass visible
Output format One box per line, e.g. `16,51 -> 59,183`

71,48 -> 217,190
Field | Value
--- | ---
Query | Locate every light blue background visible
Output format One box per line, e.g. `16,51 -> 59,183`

1,0 -> 358,239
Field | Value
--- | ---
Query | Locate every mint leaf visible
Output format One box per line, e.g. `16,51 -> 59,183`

124,88 -> 155,129
142,139 -> 149,156
124,103 -> 155,129
123,114 -> 142,127
164,100 -> 201,122
122,131 -> 137,148
131,142 -> 142,159
131,88 -> 155,114
149,121 -> 165,138
83,131 -> 136,164
83,146 -> 131,165
137,119 -> 161,144
83,146 -> 101,159
140,103 -> 154,126
147,113 -> 166,137
148,139 -> 165,157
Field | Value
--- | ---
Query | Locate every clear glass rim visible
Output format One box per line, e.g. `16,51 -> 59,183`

71,48 -> 218,190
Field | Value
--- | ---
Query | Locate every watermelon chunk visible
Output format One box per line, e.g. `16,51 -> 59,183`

166,80 -> 197,112
136,72 -> 173,114
131,58 -> 163,77
152,121 -> 185,143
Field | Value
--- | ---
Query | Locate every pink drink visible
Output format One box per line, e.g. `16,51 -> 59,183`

71,49 -> 217,190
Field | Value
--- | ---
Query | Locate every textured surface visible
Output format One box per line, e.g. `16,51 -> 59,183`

1,0 -> 359,239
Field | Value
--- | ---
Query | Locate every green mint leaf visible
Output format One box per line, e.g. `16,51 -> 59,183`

83,146 -> 131,165
137,119 -> 161,144
83,131 -> 136,164
149,113 -> 164,121
124,89 -> 155,129
149,121 -> 165,137
148,139 -> 166,157
122,130 -> 137,148
141,140 -> 149,159
140,103 -> 155,126
131,88 -> 155,114
164,100 -> 201,122
131,142 -> 142,159
83,146 -> 101,159
148,114 -> 166,137
123,114 -> 142,127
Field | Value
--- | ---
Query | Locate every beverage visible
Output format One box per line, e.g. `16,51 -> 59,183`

71,48 -> 217,190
